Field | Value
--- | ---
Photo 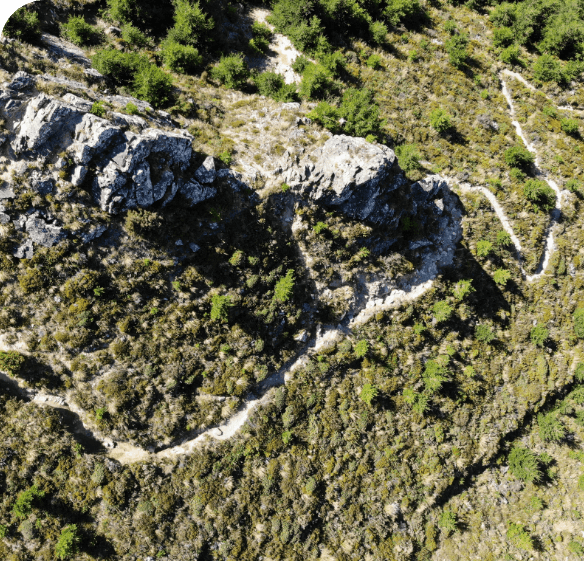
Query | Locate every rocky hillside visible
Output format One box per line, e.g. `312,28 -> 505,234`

1,1 -> 584,560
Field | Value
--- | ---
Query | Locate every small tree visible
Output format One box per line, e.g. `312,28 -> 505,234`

369,21 -> 388,44
452,279 -> 474,301
211,54 -> 250,89
496,230 -> 512,247
430,108 -> 452,133
476,324 -> 495,343
561,118 -> 579,135
445,33 -> 468,68
55,525 -> 80,559
354,340 -> 369,358
537,412 -> 565,442
533,54 -> 563,83
438,510 -> 457,535
395,144 -> 420,173
530,324 -> 549,347
360,383 -> 378,405
476,240 -> 493,257
0,351 -> 25,376
161,41 -> 202,74
507,522 -> 534,551
167,0 -> 214,47
274,270 -> 295,303
210,294 -> 231,322
121,24 -> 148,48
133,64 -> 173,108
12,486 -> 44,519
299,64 -> 336,100
575,307 -> 584,338
524,179 -> 556,211
508,446 -> 541,482
62,16 -> 97,46
493,269 -> 511,286
3,7 -> 41,42
432,300 -> 453,323
500,44 -> 521,65
504,145 -> 534,170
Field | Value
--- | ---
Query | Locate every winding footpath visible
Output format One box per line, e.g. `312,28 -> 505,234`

1,70 -> 569,464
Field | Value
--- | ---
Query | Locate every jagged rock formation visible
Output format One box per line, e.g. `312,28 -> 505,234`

286,135 -> 452,236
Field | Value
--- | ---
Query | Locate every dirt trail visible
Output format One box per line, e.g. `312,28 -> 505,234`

0,71 -> 566,464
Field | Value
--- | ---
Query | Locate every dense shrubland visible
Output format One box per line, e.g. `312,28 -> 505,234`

3,0 -> 584,559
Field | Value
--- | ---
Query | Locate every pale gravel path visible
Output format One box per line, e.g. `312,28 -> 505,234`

0,72 -> 567,464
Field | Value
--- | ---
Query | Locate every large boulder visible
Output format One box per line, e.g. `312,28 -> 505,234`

284,135 -> 408,226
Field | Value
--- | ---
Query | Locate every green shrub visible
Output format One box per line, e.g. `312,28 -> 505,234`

252,21 -> 272,42
122,24 -> 148,48
524,179 -> 555,211
370,21 -> 388,44
354,340 -> 369,358
430,108 -> 452,133
3,7 -> 41,42
490,3 -> 516,27
561,118 -> 579,135
360,383 -> 378,405
509,446 -> 541,482
125,209 -> 162,237
210,294 -> 231,322
500,44 -> 521,65
55,525 -> 80,559
250,36 -> 270,54
366,54 -> 382,69
0,351 -> 25,376
384,0 -> 424,26
506,522 -> 533,551
423,358 -> 449,392
445,33 -> 469,68
476,324 -> 495,343
125,102 -> 139,115
19,268 -> 44,293
476,240 -> 493,257
211,54 -> 250,89
161,41 -> 202,74
493,26 -> 514,48
12,485 -> 44,519
339,88 -> 381,137
299,64 -> 336,100
493,268 -> 511,286
62,16 -> 97,46
166,0 -> 214,47
443,20 -> 457,35
395,144 -> 420,173
575,363 -> 584,381
530,324 -> 549,347
133,64 -> 173,107
90,101 -> 106,118
274,269 -> 295,303
432,300 -> 453,323
452,279 -> 474,301
533,54 -> 563,83
538,412 -> 565,442
292,56 -> 310,74
92,49 -> 147,87
438,510 -> 457,534
313,222 -> 328,234
504,145 -> 534,170
496,230 -> 512,247
307,102 -> 340,133
569,541 -> 584,555
255,72 -> 297,102
575,308 -> 584,338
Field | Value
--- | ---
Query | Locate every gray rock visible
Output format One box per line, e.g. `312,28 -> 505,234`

13,94 -> 86,157
13,239 -> 34,259
40,33 -> 91,66
195,156 -> 216,184
71,165 -> 88,187
25,213 -> 66,247
132,161 -> 154,207
105,26 -> 122,37
7,71 -> 35,92
62,93 -> 93,112
216,169 -> 246,191
72,114 -> 121,165
153,170 -> 174,202
411,175 -> 446,205
0,213 -> 10,224
287,135 -> 407,226
110,112 -> 147,130
30,173 -> 54,195
0,186 -> 15,199
179,180 -> 217,205
189,243 -> 200,252
81,225 -> 107,244
84,68 -> 105,81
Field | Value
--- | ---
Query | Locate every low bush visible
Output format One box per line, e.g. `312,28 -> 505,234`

133,64 -> 173,107
61,16 -> 97,46
445,33 -> 469,68
504,145 -> 534,170
121,24 -> 148,48
254,72 -> 297,102
92,49 -> 147,87
395,144 -> 420,172
493,26 -> 514,48
508,446 -> 541,482
369,21 -> 388,44
523,179 -> 555,211
211,54 -> 250,90
533,54 -> 563,83
3,7 -> 41,42
161,41 -> 202,74
561,118 -> 579,135
299,64 -> 336,100
574,307 -> 584,338
500,44 -> 521,65
0,351 -> 25,376
430,108 -> 452,133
